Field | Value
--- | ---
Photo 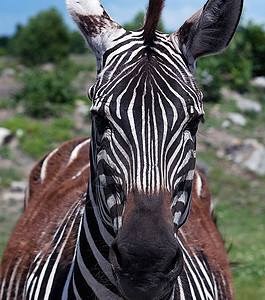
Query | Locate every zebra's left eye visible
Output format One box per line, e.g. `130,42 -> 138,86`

185,116 -> 204,136
93,113 -> 109,134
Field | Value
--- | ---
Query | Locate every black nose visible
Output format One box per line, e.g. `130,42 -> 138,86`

110,240 -> 182,275
109,236 -> 183,300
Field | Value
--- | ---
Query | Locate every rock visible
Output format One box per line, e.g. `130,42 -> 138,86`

1,68 -> 15,78
221,120 -> 231,129
0,127 -> 12,147
41,63 -> 55,72
251,76 -> 265,89
223,139 -> 265,176
2,191 -> 25,202
236,98 -> 262,114
196,161 -> 211,178
11,181 -> 27,193
227,112 -> 247,126
75,100 -> 90,116
221,88 -> 262,114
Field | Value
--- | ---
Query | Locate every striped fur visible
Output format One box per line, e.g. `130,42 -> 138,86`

0,0 -> 243,299
0,138 -> 233,299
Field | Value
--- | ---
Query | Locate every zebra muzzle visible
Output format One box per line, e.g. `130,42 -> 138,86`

109,236 -> 183,300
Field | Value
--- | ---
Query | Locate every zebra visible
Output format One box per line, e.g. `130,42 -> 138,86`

0,0 -> 243,299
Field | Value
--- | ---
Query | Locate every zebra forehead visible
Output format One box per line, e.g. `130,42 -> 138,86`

90,34 -> 204,119
122,189 -> 173,219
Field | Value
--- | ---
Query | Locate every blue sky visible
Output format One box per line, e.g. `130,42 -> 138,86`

1,0 -> 264,36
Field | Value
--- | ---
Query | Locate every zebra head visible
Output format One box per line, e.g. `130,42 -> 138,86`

66,0 -> 243,299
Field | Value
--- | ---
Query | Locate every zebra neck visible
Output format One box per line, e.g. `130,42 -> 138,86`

66,188 -> 122,299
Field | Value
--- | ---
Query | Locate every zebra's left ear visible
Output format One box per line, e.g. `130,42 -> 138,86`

66,0 -> 126,59
171,0 -> 243,72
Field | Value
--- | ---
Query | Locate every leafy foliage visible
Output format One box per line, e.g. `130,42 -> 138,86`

0,36 -> 10,55
123,12 -> 165,32
15,60 -> 76,118
9,8 -> 70,66
69,31 -> 87,54
196,21 -> 265,98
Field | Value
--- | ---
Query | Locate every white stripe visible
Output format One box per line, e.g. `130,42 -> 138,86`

7,257 -> 22,299
40,148 -> 58,182
89,183 -> 114,246
194,255 -> 214,296
25,252 -> 42,295
157,93 -> 168,187
185,271 -> 198,299
43,206 -> 83,300
195,171 -> 203,198
76,243 -> 121,299
67,139 -> 90,166
72,273 -> 83,300
179,239 -> 213,299
127,75 -> 143,190
177,276 -> 186,300
141,78 -> 147,192
0,273 -> 6,300
83,209 -> 115,283
33,201 -> 83,299
29,277 -> 38,300
62,210 -> 84,299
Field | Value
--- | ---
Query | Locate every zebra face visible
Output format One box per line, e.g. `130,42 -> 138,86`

66,0 -> 243,298
89,30 -> 204,233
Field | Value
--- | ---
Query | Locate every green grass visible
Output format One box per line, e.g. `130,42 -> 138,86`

0,198 -> 23,259
0,168 -> 22,189
0,56 -> 19,72
0,115 -> 76,159
197,147 -> 265,300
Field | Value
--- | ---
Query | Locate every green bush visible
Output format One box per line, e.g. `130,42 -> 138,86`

124,12 -> 165,32
238,21 -> 265,77
9,8 -> 69,66
15,61 -> 76,118
69,31 -> 87,54
0,36 -> 9,56
218,28 -> 253,92
196,56 -> 224,102
195,21 -> 265,96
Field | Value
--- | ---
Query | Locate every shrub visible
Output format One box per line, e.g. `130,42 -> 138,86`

10,8 -> 69,66
124,12 -> 165,32
15,61 -> 76,118
195,21 -> 265,95
69,31 -> 87,54
195,56 -> 224,102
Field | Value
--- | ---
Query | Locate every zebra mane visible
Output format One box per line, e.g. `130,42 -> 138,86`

143,0 -> 165,45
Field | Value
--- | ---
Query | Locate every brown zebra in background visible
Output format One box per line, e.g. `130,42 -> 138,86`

0,0 -> 243,299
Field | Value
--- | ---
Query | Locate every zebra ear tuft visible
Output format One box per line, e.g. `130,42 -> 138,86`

171,0 -> 243,72
66,0 -> 125,58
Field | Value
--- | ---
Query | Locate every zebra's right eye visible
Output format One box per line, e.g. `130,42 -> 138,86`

93,112 -> 110,136
185,116 -> 205,136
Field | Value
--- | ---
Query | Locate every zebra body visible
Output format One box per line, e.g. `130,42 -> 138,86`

0,0 -> 243,299
0,138 -> 232,299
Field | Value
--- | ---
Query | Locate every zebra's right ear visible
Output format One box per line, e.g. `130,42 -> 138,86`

66,0 -> 126,59
171,0 -> 243,72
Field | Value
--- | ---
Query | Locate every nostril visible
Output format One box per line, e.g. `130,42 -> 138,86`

171,248 -> 183,277
170,252 -> 178,270
164,247 -> 183,275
